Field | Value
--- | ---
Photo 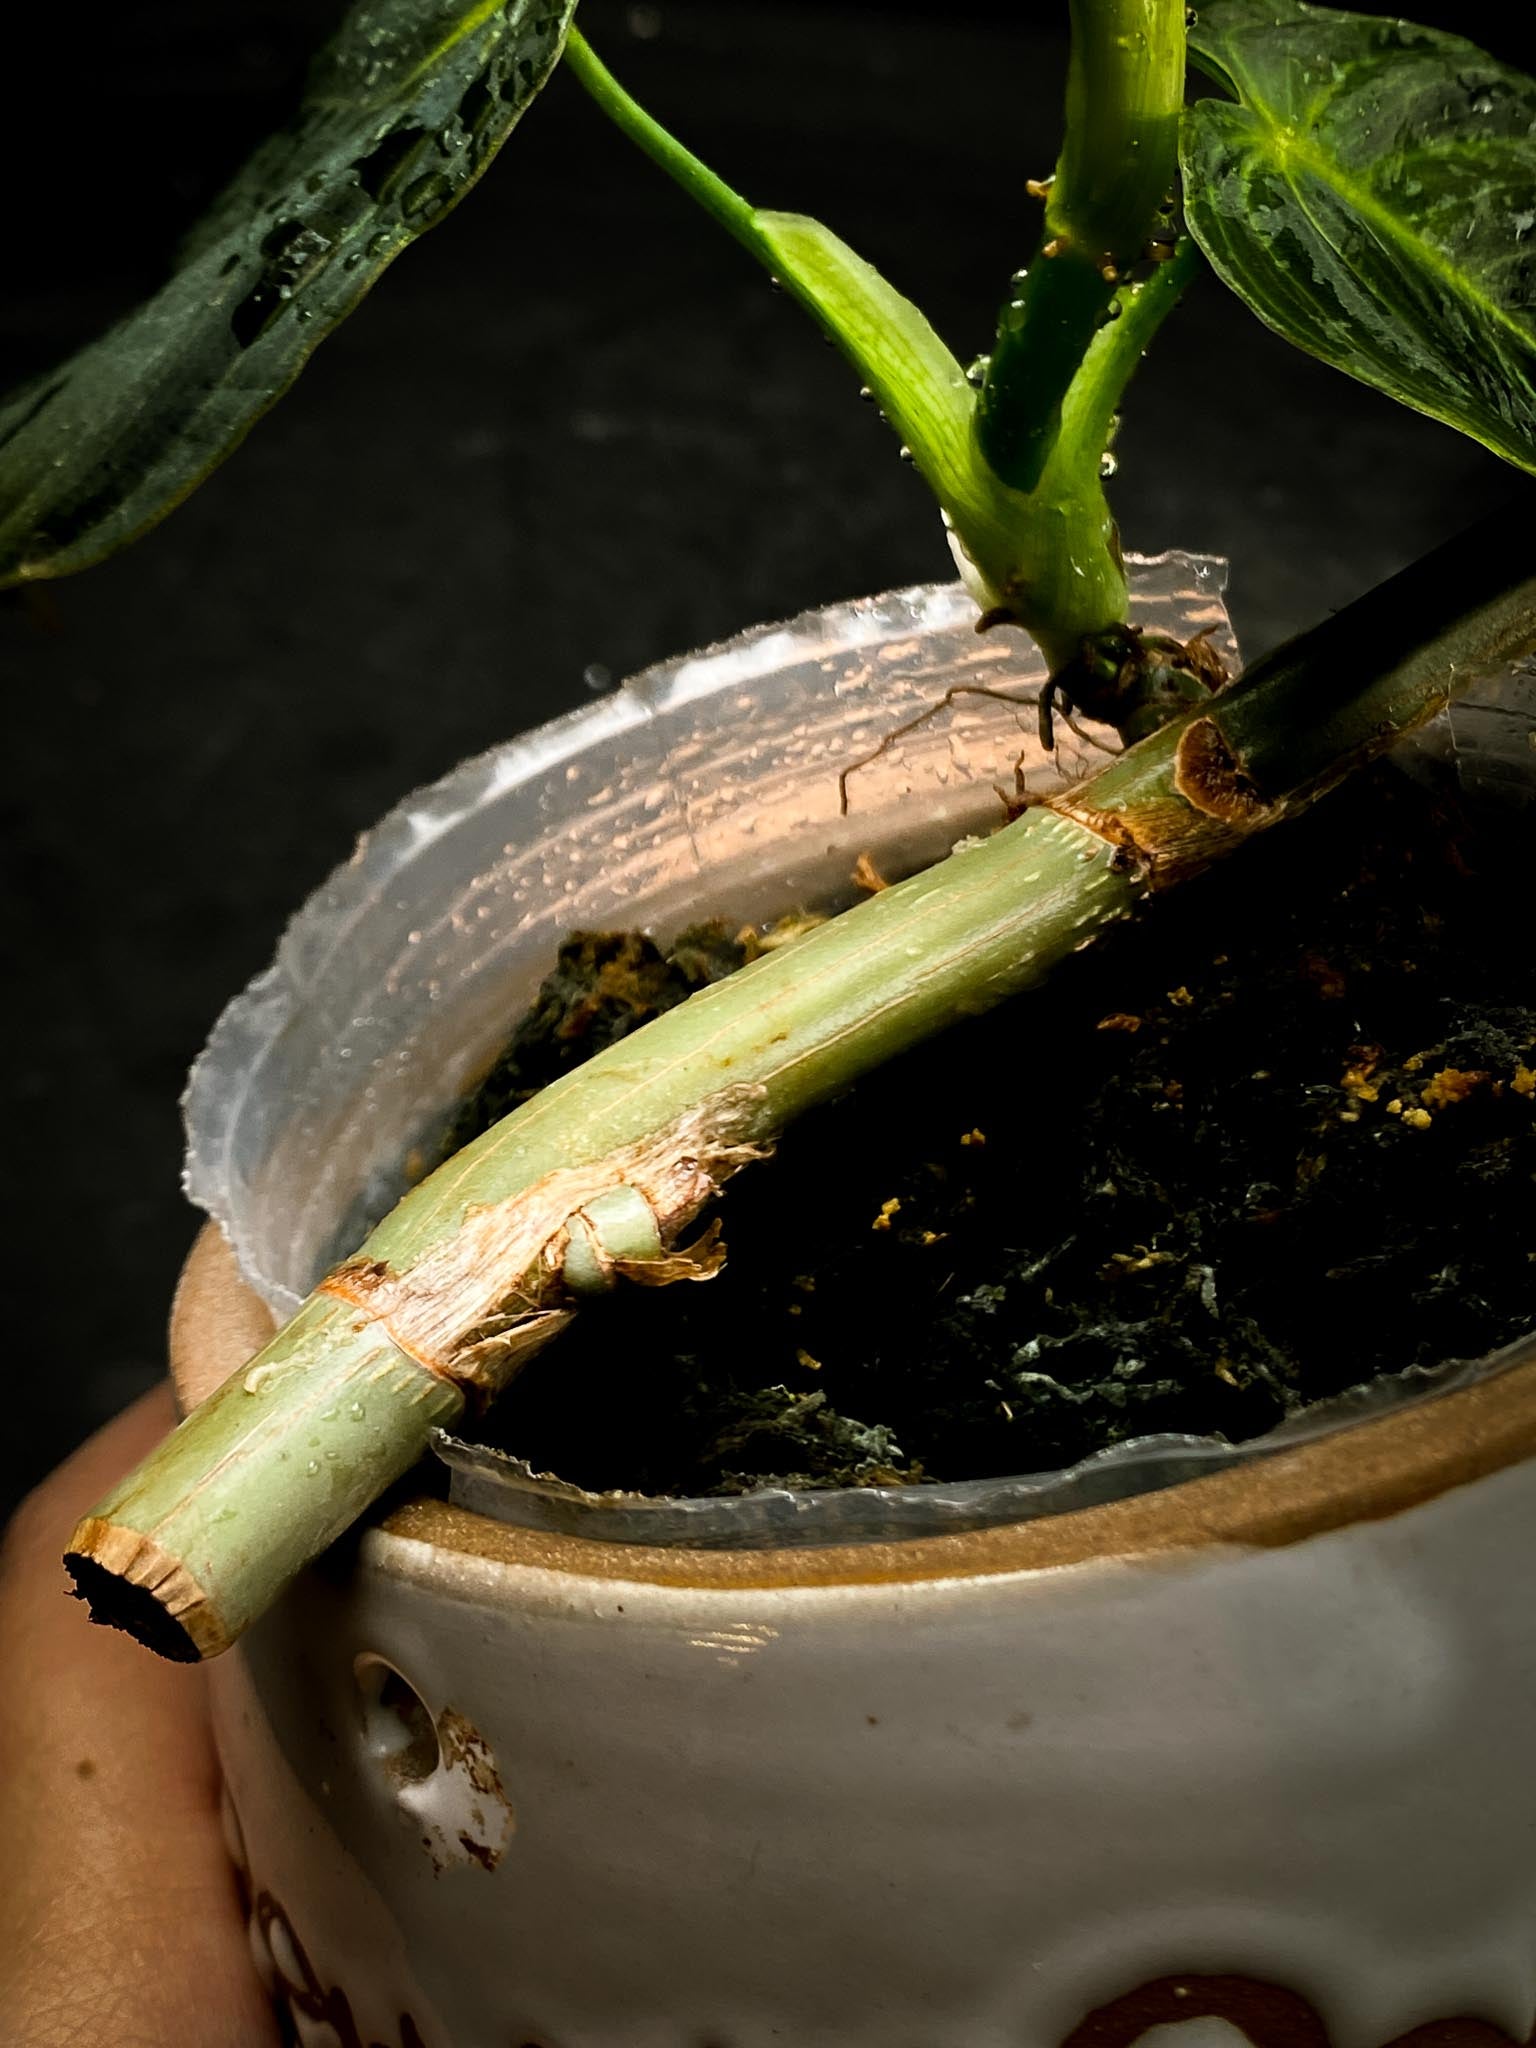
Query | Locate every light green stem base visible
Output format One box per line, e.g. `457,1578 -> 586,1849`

70,1300 -> 461,1659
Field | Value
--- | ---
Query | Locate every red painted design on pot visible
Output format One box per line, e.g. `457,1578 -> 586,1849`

256,1891 -> 429,2048
1065,1973 -> 1536,2047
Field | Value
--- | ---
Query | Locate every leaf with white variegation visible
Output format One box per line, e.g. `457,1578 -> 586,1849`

1183,0 -> 1536,473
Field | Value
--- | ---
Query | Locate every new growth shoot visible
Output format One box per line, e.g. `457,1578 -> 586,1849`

563,2 -> 1204,712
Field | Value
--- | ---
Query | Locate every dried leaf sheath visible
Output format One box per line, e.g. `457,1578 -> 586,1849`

68,515 -> 1536,1658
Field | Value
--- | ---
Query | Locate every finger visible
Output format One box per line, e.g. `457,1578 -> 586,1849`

0,1385 -> 281,2048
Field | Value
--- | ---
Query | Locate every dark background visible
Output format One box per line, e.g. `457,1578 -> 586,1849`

4,0 -> 1534,1518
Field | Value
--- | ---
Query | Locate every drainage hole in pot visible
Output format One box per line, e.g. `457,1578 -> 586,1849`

353,1655 -> 439,1785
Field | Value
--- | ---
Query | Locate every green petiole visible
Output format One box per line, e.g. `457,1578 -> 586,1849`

563,25 -> 1198,680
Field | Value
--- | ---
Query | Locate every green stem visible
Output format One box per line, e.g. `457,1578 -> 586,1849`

561,30 -> 757,249
1053,234 -> 1200,472
68,512 -> 1536,1658
977,0 -> 1187,495
972,237 -> 1200,668
563,22 -> 1196,677
1076,512 -> 1536,847
979,256 -> 1119,499
563,30 -> 999,593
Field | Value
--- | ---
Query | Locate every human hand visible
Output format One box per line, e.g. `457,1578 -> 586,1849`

0,1386 -> 281,2048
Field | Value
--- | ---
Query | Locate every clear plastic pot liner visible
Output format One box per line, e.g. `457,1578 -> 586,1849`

183,558 -> 1536,1551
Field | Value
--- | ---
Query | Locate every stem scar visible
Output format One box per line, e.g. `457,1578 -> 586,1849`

1173,716 -> 1283,827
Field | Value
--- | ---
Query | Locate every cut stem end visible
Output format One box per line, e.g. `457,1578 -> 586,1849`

65,1518 -> 222,1663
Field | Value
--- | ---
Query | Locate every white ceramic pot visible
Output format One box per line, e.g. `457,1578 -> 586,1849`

177,566 -> 1536,2048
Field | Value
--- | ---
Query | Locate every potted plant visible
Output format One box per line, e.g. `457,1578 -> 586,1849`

8,0 -> 1536,2040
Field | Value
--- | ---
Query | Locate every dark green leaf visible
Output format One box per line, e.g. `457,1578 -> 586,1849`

1183,0 -> 1536,473
0,0 -> 574,585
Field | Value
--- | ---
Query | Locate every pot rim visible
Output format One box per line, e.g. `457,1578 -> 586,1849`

172,1224 -> 1536,1590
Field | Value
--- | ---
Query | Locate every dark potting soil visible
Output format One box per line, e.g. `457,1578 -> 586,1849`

450,763 -> 1536,1497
